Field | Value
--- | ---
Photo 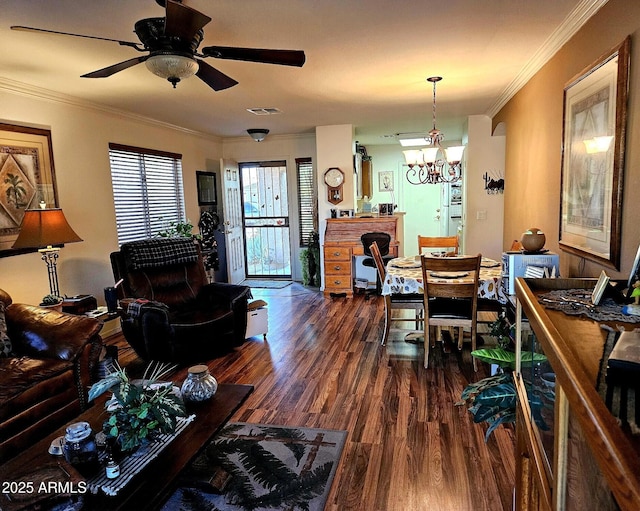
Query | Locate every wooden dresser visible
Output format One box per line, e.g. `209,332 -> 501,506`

323,216 -> 399,296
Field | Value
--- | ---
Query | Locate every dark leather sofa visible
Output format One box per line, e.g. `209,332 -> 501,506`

110,238 -> 252,362
0,288 -> 103,464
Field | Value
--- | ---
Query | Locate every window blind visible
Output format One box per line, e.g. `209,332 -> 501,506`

108,143 -> 185,245
296,157 -> 315,247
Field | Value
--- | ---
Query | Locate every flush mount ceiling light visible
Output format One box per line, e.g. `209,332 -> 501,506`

402,76 -> 465,185
247,129 -> 269,142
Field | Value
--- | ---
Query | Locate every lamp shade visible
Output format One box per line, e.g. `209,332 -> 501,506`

421,147 -> 439,164
444,145 -> 465,163
403,149 -> 422,165
12,209 -> 83,250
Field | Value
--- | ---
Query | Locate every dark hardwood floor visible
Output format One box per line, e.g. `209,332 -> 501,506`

110,283 -> 515,511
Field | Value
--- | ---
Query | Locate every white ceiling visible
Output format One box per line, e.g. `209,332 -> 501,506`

1,0 -> 606,146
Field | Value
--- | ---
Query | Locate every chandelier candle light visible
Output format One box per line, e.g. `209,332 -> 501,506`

402,76 -> 465,185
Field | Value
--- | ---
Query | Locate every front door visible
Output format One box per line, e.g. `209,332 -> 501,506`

241,161 -> 291,278
220,159 -> 246,284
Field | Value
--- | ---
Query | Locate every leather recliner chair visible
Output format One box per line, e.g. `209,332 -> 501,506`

110,237 -> 252,362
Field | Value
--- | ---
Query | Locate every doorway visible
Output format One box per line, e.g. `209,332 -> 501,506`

240,161 -> 292,278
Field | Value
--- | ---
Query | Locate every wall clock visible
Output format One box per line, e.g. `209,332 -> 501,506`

324,167 -> 344,205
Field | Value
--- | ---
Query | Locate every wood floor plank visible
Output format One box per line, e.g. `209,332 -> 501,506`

106,283 -> 515,510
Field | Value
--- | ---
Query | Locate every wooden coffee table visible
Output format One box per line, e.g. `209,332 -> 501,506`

0,383 -> 253,511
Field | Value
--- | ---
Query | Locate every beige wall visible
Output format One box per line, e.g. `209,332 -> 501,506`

464,115 -> 505,261
0,88 -> 222,331
494,0 -> 640,279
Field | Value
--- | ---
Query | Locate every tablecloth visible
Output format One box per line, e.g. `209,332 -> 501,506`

382,256 -> 507,304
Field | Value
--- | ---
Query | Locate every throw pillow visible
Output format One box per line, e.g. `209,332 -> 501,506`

0,302 -> 12,357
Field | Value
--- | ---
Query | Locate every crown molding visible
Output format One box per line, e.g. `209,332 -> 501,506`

486,0 -> 609,118
0,77 -> 221,141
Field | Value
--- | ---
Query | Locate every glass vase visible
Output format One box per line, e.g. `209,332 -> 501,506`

181,364 -> 218,402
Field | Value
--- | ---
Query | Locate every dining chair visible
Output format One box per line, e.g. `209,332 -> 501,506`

361,232 -> 393,298
417,235 -> 459,256
369,241 -> 424,345
420,253 -> 481,370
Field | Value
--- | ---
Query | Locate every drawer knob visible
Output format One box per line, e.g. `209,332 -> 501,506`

334,265 -> 341,270
333,280 -> 342,285
333,251 -> 341,256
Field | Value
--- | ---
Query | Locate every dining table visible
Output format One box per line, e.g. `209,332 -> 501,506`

381,255 -> 508,304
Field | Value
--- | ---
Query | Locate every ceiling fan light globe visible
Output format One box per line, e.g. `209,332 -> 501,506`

145,54 -> 198,86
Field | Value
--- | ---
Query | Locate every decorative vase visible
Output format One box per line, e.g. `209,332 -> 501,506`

181,365 -> 218,402
521,228 -> 546,252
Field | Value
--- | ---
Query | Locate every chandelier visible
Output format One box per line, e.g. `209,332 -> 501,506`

402,76 -> 465,185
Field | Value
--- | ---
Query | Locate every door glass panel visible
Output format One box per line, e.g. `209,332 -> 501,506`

241,162 -> 291,277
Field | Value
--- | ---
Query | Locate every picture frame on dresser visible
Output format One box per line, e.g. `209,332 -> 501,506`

0,123 -> 59,256
559,37 -> 630,270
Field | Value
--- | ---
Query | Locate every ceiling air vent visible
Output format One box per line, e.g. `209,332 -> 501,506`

247,107 -> 282,115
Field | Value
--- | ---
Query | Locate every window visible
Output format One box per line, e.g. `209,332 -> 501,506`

296,157 -> 316,247
108,143 -> 185,245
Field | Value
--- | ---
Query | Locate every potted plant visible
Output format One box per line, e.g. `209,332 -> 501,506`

300,231 -> 320,287
488,313 -> 513,350
40,294 -> 63,312
156,219 -> 201,240
457,347 -> 549,441
88,361 -> 187,453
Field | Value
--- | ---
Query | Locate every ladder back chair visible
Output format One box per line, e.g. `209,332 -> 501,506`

369,241 -> 424,346
420,254 -> 481,370
417,235 -> 459,256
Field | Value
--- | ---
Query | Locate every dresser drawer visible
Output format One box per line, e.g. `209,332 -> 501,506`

324,275 -> 352,293
325,260 -> 351,275
324,246 -> 351,261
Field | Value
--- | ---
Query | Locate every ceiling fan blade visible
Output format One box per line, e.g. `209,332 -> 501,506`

164,0 -> 211,41
195,60 -> 238,91
10,25 -> 142,50
81,56 -> 149,78
202,46 -> 306,67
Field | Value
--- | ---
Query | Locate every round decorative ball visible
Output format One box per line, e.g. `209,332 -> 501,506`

521,228 -> 546,252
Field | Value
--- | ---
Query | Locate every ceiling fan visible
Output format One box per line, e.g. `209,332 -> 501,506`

11,0 -> 306,91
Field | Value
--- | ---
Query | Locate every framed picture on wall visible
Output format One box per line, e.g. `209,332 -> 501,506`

378,171 -> 394,192
0,123 -> 59,257
559,37 -> 630,270
196,171 -> 217,206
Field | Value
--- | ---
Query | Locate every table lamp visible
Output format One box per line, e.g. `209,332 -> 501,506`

12,207 -> 83,297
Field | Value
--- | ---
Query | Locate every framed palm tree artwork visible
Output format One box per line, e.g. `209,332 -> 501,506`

0,123 -> 59,255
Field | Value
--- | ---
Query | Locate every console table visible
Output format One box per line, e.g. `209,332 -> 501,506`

0,383 -> 253,511
323,216 -> 400,296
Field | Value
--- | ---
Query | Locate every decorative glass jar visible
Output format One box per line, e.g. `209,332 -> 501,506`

181,365 -> 218,402
63,421 -> 99,475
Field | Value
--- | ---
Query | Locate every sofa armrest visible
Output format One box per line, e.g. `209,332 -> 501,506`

6,304 -> 103,362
